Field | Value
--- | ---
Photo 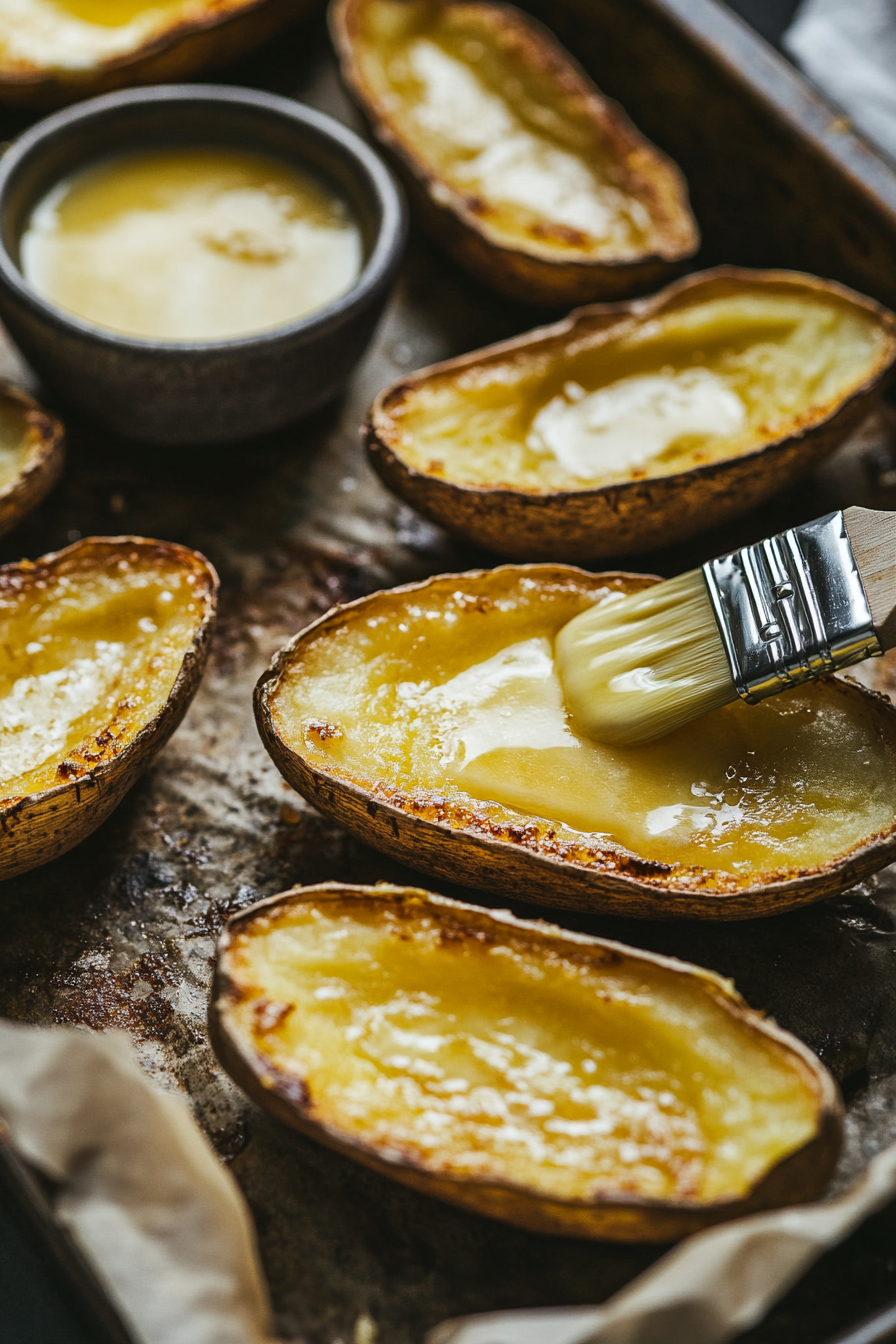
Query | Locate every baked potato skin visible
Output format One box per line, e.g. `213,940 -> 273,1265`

329,0 -> 698,305
0,537 -> 218,880
209,883 -> 844,1241
0,383 -> 65,540
366,268 -> 896,561
0,0 -> 320,109
254,565 -> 896,921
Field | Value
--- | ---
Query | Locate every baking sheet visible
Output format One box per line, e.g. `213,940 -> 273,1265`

3,12 -> 896,1343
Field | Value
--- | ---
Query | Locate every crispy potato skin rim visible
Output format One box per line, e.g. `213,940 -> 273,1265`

329,0 -> 699,304
0,536 -> 218,880
254,564 -> 896,921
0,0 -> 319,109
209,882 -> 843,1241
0,382 -> 65,539
366,267 -> 896,561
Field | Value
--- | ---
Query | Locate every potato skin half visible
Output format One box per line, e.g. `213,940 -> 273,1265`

0,0 -> 319,109
0,536 -> 218,880
330,0 -> 698,305
209,882 -> 844,1241
366,268 -> 896,562
0,383 -> 65,539
254,564 -> 896,921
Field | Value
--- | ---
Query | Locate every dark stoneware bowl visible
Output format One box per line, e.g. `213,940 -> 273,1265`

0,85 -> 407,445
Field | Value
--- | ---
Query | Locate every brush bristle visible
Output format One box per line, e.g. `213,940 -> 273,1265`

555,569 -> 736,745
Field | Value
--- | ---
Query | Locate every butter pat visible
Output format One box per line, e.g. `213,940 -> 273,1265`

20,146 -> 363,341
528,369 -> 746,479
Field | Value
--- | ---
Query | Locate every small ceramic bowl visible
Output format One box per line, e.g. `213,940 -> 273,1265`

0,85 -> 407,446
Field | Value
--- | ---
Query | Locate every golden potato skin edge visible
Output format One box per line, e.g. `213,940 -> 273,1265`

0,537 -> 219,880
208,883 -> 844,1241
0,0 -> 319,109
366,267 -> 896,561
253,564 -> 896,921
329,0 -> 699,305
0,383 -> 65,540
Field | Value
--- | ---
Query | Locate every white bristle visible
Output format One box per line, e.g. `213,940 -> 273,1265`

555,569 -> 737,745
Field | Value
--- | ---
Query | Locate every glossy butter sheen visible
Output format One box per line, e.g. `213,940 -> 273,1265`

0,551 -> 204,795
20,146 -> 363,341
0,0 -> 194,68
389,293 -> 887,490
227,897 -> 821,1203
275,581 -> 896,879
356,0 -> 655,258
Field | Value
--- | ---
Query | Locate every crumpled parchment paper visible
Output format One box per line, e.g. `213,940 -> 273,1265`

3,1019 -> 896,1344
786,0 -> 896,160
427,1139 -> 896,1344
0,1019 -> 274,1344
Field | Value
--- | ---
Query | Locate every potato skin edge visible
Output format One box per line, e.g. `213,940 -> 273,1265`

254,564 -> 896,921
0,0 -> 319,109
329,0 -> 699,305
209,882 -> 843,1241
0,382 -> 65,539
366,267 -> 896,561
0,536 -> 219,880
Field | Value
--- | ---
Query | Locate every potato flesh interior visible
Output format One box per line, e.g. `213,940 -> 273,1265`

355,0 -> 659,259
229,899 -> 820,1203
388,292 -> 888,490
273,578 -> 896,881
0,552 -> 204,795
0,0 -> 198,69
0,400 -> 33,490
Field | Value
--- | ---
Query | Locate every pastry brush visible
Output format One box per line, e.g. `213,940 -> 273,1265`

555,507 -> 896,745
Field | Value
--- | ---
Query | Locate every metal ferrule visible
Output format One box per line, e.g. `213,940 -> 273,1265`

702,511 -> 882,704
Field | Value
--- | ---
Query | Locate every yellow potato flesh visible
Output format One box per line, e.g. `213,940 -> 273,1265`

0,551 -> 204,796
0,400 -> 32,490
0,0 -> 198,68
228,897 -> 820,1204
355,0 -> 658,259
273,577 -> 896,882
389,292 -> 887,490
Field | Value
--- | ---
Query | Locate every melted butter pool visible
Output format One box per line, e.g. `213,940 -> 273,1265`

21,146 -> 363,341
281,579 -> 896,881
230,897 -> 821,1203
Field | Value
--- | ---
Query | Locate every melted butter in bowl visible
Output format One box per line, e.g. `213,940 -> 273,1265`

20,146 -> 364,341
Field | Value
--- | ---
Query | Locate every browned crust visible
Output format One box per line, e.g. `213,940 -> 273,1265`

0,536 -> 219,880
209,882 -> 843,1240
367,267 -> 896,561
329,0 -> 698,304
253,564 -> 896,921
0,0 -> 319,109
0,382 -> 65,539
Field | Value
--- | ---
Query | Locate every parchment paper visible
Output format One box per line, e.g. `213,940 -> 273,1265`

428,1142 -> 896,1344
786,0 -> 896,159
3,1019 -> 896,1344
0,1019 -> 274,1344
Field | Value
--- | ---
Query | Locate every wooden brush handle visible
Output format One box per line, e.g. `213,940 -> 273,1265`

844,506 -> 896,651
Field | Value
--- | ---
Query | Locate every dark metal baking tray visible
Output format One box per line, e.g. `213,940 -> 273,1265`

3,3 -> 896,1341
